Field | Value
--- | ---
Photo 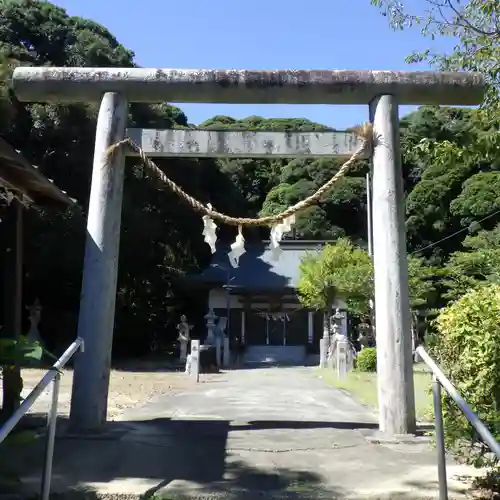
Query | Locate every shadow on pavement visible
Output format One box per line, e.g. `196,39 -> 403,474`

0,415 -> 384,499
0,415 -> 469,499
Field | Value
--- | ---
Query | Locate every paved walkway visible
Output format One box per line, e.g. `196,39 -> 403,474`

18,366 -> 478,499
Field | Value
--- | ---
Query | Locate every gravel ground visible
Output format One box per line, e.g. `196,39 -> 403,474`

14,362 -> 217,421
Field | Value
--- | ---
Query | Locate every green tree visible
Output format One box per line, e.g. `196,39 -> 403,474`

370,0 -> 500,274
297,238 -> 373,319
441,223 -> 500,300
370,0 -> 499,106
0,0 -> 206,365
403,108 -> 500,260
260,157 -> 367,241
408,256 -> 437,309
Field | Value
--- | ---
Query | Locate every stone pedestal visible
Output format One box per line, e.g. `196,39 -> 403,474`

179,340 -> 189,363
222,337 -> 230,367
215,337 -> 222,367
319,337 -> 329,368
190,340 -> 200,382
336,340 -> 348,379
26,325 -> 42,344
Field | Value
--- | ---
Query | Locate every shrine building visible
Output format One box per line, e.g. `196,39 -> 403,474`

191,240 -> 347,365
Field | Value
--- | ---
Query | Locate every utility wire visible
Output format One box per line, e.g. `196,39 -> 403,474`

409,208 -> 500,256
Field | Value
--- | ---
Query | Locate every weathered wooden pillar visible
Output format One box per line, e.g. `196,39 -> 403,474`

369,95 -> 416,435
1,199 -> 23,419
70,92 -> 128,432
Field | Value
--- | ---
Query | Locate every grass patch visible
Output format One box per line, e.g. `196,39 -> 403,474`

319,363 -> 433,421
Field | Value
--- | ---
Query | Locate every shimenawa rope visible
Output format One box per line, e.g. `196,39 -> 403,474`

105,123 -> 373,227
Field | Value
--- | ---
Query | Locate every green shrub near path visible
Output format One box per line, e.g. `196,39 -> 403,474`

356,347 -> 377,372
434,283 -> 500,467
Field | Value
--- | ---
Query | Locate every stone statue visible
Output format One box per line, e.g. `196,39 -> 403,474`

332,322 -> 347,341
176,314 -> 192,362
328,323 -> 343,360
26,298 -> 43,344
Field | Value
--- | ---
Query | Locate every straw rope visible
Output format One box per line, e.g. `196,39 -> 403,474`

106,123 -> 373,227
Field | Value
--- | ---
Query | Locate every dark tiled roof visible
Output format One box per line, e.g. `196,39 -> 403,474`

191,240 -> 328,291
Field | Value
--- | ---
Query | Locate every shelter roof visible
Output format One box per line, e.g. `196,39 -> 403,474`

0,137 -> 75,209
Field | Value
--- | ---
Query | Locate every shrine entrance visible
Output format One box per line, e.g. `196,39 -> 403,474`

12,65 -> 484,435
246,311 -> 289,346
245,311 -> 288,347
266,312 -> 288,346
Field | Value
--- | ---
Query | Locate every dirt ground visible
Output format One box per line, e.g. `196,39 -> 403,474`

15,362 -> 217,421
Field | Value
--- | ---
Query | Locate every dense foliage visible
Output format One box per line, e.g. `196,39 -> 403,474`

0,0 -> 498,360
370,0 -> 500,107
433,285 -> 500,466
356,347 -> 377,373
297,239 -> 373,316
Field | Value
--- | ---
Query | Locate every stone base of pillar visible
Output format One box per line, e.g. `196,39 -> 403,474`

222,337 -> 230,367
190,340 -> 200,383
319,338 -> 329,368
215,337 -> 222,366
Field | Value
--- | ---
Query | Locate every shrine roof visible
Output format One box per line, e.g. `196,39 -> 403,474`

191,240 -> 330,291
0,137 -> 75,209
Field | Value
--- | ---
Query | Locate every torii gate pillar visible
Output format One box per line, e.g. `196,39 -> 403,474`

11,68 -> 485,434
370,95 -> 416,435
70,92 -> 128,431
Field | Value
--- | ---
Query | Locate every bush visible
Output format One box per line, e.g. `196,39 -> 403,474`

434,284 -> 500,467
356,347 -> 377,372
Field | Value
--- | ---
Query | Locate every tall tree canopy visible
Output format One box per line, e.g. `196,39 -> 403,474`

297,239 -> 373,315
370,0 -> 500,107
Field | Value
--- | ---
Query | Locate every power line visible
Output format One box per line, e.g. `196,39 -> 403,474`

409,207 -> 500,256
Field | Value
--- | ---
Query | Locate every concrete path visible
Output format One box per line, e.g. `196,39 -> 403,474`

17,366 -> 478,499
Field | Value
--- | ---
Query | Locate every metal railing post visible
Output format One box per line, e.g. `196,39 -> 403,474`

433,374 -> 448,500
417,346 -> 500,500
0,338 -> 83,446
417,346 -> 500,459
40,370 -> 61,500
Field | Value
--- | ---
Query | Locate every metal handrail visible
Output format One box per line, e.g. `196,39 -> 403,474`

416,346 -> 500,500
0,337 -> 84,500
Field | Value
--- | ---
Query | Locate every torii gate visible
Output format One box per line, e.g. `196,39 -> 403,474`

12,68 -> 485,437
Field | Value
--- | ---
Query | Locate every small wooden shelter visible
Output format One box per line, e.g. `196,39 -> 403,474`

0,137 -> 75,416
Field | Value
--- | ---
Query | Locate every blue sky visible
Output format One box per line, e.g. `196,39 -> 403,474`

55,0 -> 452,129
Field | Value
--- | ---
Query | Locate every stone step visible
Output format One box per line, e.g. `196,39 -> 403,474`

243,345 -> 306,365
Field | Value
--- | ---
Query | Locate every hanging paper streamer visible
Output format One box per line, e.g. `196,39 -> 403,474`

270,214 -> 296,261
202,203 -> 218,253
228,226 -> 246,268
